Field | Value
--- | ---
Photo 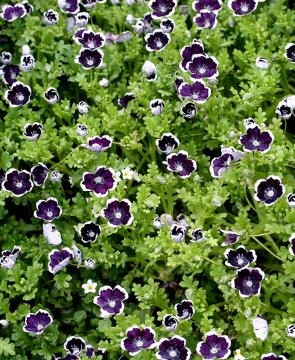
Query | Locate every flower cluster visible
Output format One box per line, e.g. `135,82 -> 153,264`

192,0 -> 222,29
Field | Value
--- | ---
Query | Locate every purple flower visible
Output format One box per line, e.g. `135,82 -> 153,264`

64,336 -> 86,355
31,163 -> 48,187
55,355 -> 80,360
224,245 -> 256,269
163,151 -> 197,178
58,0 -> 80,14
284,43 -> 295,63
228,0 -> 258,16
178,80 -> 211,104
0,4 -> 26,21
196,331 -> 231,359
118,93 -> 135,108
75,48 -> 104,70
261,354 -> 287,360
23,122 -> 43,141
175,300 -> 195,320
74,12 -> 90,27
150,99 -> 165,115
82,135 -> 112,152
85,345 -> 95,358
81,0 -> 101,8
160,18 -> 175,33
194,11 -> 218,29
20,54 -> 35,72
191,228 -> 206,242
121,326 -> 156,356
81,166 -> 117,197
209,153 -> 232,178
145,30 -> 170,52
288,233 -> 295,256
192,0 -> 222,13
220,230 -> 241,246
162,315 -> 179,331
79,221 -> 101,243
170,224 -> 187,243
22,1 -> 34,14
0,245 -> 21,269
84,258 -> 95,269
93,285 -> 128,318
231,267 -> 265,297
287,193 -> 295,208
188,55 -> 219,80
156,335 -> 191,360
48,247 -> 74,274
23,310 -> 53,334
181,102 -> 197,119
43,9 -> 59,25
34,197 -> 62,222
75,30 -> 105,49
4,81 -> 31,107
2,169 -> 33,197
1,64 -> 20,85
101,198 -> 134,227
276,101 -> 293,120
156,133 -> 180,154
239,125 -> 274,153
180,39 -> 204,72
286,324 -> 295,338
44,87 -> 59,104
1,51 -> 12,64
148,0 -> 177,18
254,175 -> 285,206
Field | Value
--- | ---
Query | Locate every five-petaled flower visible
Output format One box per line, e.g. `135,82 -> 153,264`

149,0 -> 177,18
75,48 -> 104,70
121,326 -> 156,356
196,331 -> 231,359
163,151 -> 197,178
101,198 -> 134,227
82,135 -> 112,152
156,335 -> 191,360
93,285 -> 128,318
48,247 -> 74,274
239,125 -> 274,153
145,30 -> 170,52
194,11 -> 218,29
2,169 -> 33,197
192,0 -> 222,13
34,197 -> 62,222
64,336 -> 86,355
156,133 -> 180,154
254,175 -> 285,206
82,279 -> 97,294
23,310 -> 53,335
81,166 -> 117,197
178,80 -> 211,103
224,246 -> 256,269
228,0 -> 258,16
231,267 -> 265,297
79,221 -> 101,243
175,300 -> 195,320
4,81 -> 31,107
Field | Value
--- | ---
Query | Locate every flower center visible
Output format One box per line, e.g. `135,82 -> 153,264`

204,19 -> 211,27
175,163 -> 183,172
252,139 -> 260,146
108,299 -> 116,308
237,257 -> 244,265
17,93 -> 24,101
246,280 -> 253,287
47,211 -> 53,218
156,40 -> 163,48
88,230 -> 95,238
94,176 -> 103,184
192,93 -> 200,100
210,346 -> 219,354
198,66 -> 207,74
241,3 -> 249,12
135,339 -> 144,347
15,181 -> 23,188
114,211 -> 122,219
182,309 -> 189,318
10,71 -> 16,79
160,4 -> 167,12
169,350 -> 177,357
36,323 -> 43,331
265,188 -> 275,198
87,58 -> 94,66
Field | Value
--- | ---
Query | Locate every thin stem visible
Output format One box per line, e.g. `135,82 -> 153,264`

263,234 -> 280,253
251,236 -> 283,262
244,183 -> 257,213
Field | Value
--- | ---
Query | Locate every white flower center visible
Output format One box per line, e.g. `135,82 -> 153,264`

198,66 -> 207,74
156,40 -> 163,48
88,230 -> 95,238
136,339 -> 144,347
17,93 -> 25,101
114,211 -> 121,219
192,93 -> 200,100
15,181 -> 23,188
95,176 -> 103,184
252,139 -> 260,146
237,257 -> 244,265
241,3 -> 249,12
88,41 -> 95,49
182,309 -> 189,318
87,58 -> 94,66
169,350 -> 177,357
211,346 -> 218,354
10,72 -> 16,79
47,211 -> 53,218
160,4 -> 167,11
204,19 -> 211,27
175,163 -> 183,172
246,280 -> 253,287
108,299 -> 116,308
36,323 -> 43,331
266,189 -> 275,198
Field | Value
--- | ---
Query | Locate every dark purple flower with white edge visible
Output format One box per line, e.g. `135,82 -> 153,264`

170,224 -> 187,243
22,1 -> 34,14
4,81 -> 31,107
239,125 -> 274,153
76,30 -> 105,49
288,233 -> 295,256
2,64 -> 20,85
101,198 -> 134,227
75,48 -> 104,70
81,166 -> 117,197
224,245 -> 256,269
181,102 -> 197,119
261,354 -> 287,360
163,315 -> 179,331
254,175 -> 285,206
191,228 -> 206,242
34,197 -> 62,222
188,55 -> 219,80
180,39 -> 204,72
192,0 -> 222,13
164,151 -> 197,178
0,4 -> 26,21
209,153 -> 233,178
81,0 -> 101,9
2,169 -> 33,197
160,18 -> 175,33
121,326 -> 156,356
75,12 -> 90,27
64,336 -> 86,355
228,0 -> 258,16
118,93 -> 135,108
1,51 -> 12,65
58,0 -> 80,14
178,80 -> 211,104
149,0 -> 177,18
73,27 -> 86,43
156,335 -> 191,360
82,135 -> 112,152
20,54 -> 35,72
23,122 -> 43,141
196,331 -> 231,359
93,285 -> 128,318
31,163 -> 48,187
79,221 -> 101,243
284,43 -> 295,63
145,30 -> 170,52
0,245 -> 21,269
43,87 -> 59,104
48,247 -> 74,274
287,193 -> 295,208
231,267 -> 265,297
286,324 -> 295,338
276,98 -> 294,120
43,9 -> 59,25
194,10 -> 218,29
156,133 -> 179,154
85,345 -> 95,358
150,99 -> 165,115
220,229 -> 241,247
23,310 -> 53,335
175,300 -> 195,320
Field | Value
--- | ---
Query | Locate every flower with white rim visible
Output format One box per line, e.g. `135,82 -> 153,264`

82,279 -> 97,294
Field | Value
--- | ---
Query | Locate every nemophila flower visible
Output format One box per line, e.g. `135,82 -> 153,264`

149,0 -> 177,18
243,117 -> 256,128
192,0 -> 222,13
2,64 -> 20,85
163,315 -> 179,331
156,133 -> 179,154
209,150 -> 240,178
44,87 -> 59,104
82,135 -> 112,152
0,246 -> 21,269
74,27 -> 86,43
0,3 -> 26,21
196,331 -> 231,359
132,19 -> 145,34
75,48 -> 104,70
164,151 -> 197,178
72,244 -> 82,265
55,355 -> 80,360
23,310 -> 53,335
181,102 -> 197,119
81,0 -> 101,8
254,175 -> 285,206
191,228 -> 206,242
145,30 -> 170,52
31,163 -> 48,187
160,18 -> 175,33
261,354 -> 287,360
175,76 -> 184,92
81,166 -> 117,197
188,55 -> 219,80
48,247 -> 74,274
288,233 -> 295,256
276,101 -> 293,120
22,1 -> 34,14
50,170 -> 63,182
231,267 -> 265,297
194,11 -> 218,29
43,223 -> 62,246
23,122 -> 43,141
284,43 -> 295,63
82,279 -> 97,294
77,124 -> 88,137
76,30 -> 105,49
175,300 -> 195,319
20,54 -> 35,72
2,169 -> 33,197
77,101 -> 89,114
287,193 -> 295,207
84,258 -> 95,269
228,0 -> 258,15
4,81 -> 31,107
255,57 -> 269,69
34,198 -> 62,222
0,319 -> 9,328
150,99 -> 165,115
93,285 -> 128,318
224,246 -> 256,269
1,51 -> 12,64
251,316 -> 268,340
286,324 -> 295,338
156,335 -> 191,360
43,9 -> 59,25
170,224 -> 187,242
239,125 -> 274,153
64,336 -> 86,355
101,198 -> 134,227
180,39 -> 204,72
58,0 -> 80,14
118,93 -> 135,108
153,217 -> 164,230
178,80 -> 211,103
142,60 -> 157,81
85,345 -> 95,358
75,12 -> 90,27
121,326 -> 156,356
220,230 -> 241,246
79,221 -> 101,243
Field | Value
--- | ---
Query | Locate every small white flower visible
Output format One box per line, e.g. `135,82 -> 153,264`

82,279 -> 97,294
234,349 -> 248,360
77,124 -> 88,137
99,78 -> 109,87
122,167 -> 134,180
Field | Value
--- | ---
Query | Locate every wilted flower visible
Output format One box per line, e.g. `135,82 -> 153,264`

93,285 -> 128,317
50,170 -> 63,182
118,92 -> 135,108
191,228 -> 206,242
23,310 -> 53,335
160,18 -> 175,33
82,279 -> 97,294
252,316 -> 268,341
121,326 -> 156,356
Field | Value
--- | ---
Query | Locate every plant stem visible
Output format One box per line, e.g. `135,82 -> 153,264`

251,236 -> 283,262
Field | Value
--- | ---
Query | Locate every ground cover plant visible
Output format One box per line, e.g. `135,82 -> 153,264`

0,0 -> 295,359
